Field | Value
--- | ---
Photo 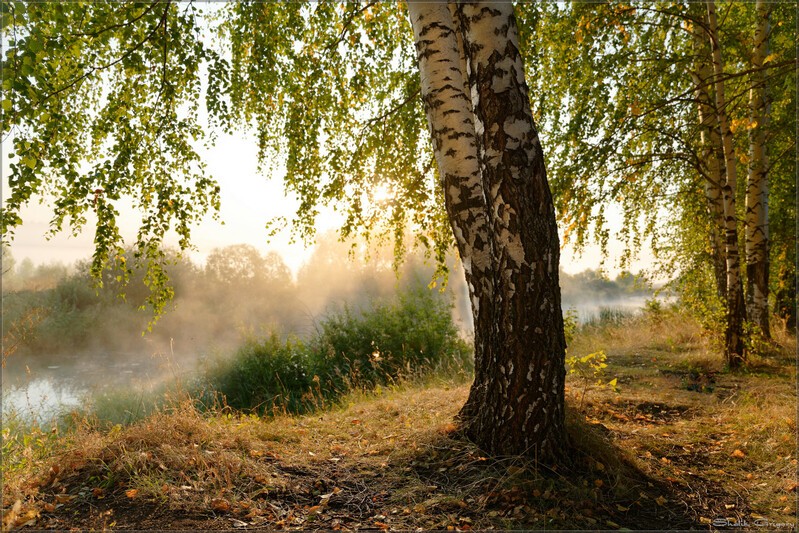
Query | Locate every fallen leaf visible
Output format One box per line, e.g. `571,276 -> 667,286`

211,498 -> 231,512
507,465 -> 526,476
731,449 -> 746,459
125,489 -> 139,499
55,494 -> 76,504
92,487 -> 105,499
374,521 -> 390,530
655,495 -> 667,506
594,479 -> 604,488
230,518 -> 249,528
438,423 -> 458,435
2,500 -> 22,530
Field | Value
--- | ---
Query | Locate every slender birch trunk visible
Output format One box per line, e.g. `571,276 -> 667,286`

691,22 -> 727,301
408,1 -> 567,459
707,0 -> 747,368
745,0 -> 771,338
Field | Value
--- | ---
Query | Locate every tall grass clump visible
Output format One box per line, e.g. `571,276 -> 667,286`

582,306 -> 635,329
199,284 -> 472,416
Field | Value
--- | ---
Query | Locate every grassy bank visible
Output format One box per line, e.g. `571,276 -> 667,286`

2,308 -> 795,530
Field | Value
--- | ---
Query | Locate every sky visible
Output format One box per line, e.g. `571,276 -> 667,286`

1,125 -> 657,278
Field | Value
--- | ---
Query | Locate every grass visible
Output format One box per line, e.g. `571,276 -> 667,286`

2,307 -> 796,531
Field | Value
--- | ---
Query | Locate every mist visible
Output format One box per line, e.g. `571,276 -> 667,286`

2,235 -> 652,423
1,233 -> 469,422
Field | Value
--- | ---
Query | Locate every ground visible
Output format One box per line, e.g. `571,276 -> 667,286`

2,313 -> 796,531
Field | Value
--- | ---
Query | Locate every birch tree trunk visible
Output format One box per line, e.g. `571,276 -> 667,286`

707,0 -> 747,368
691,22 -> 727,301
745,0 -> 771,338
408,1 -> 567,460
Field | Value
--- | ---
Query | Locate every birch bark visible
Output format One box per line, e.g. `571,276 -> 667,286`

707,0 -> 747,368
408,1 -> 567,459
691,23 -> 728,301
745,0 -> 771,338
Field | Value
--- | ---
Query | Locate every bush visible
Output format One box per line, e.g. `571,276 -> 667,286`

200,284 -> 472,416
199,334 -> 318,415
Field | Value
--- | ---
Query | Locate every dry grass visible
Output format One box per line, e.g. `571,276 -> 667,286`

3,311 -> 796,531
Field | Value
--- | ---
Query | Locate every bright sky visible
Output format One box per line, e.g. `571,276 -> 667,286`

2,125 -> 657,278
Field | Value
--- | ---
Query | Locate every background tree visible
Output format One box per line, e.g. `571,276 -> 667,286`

516,1 -> 796,365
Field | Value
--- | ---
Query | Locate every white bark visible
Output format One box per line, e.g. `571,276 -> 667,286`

691,23 -> 727,299
745,0 -> 770,335
408,1 -> 566,458
407,2 -> 491,289
707,0 -> 746,365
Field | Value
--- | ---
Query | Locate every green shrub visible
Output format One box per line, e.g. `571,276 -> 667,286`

199,284 -> 472,416
198,334 -> 317,415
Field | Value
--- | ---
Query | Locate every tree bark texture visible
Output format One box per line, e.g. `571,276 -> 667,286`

408,1 -> 566,460
745,0 -> 771,338
691,23 -> 728,301
707,0 -> 747,368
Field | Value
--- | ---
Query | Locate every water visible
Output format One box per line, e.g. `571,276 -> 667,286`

566,295 -> 654,324
2,352 -> 179,425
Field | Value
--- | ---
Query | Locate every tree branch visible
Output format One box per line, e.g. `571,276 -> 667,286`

325,1 -> 378,52
40,1 -> 171,104
70,2 -> 160,39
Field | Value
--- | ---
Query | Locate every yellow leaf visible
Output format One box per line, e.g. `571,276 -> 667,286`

125,489 -> 139,499
731,449 -> 746,459
763,53 -> 777,64
655,495 -> 668,506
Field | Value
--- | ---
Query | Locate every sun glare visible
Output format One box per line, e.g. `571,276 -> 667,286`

372,183 -> 395,204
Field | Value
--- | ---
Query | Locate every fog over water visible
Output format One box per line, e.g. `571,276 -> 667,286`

2,236 -> 656,424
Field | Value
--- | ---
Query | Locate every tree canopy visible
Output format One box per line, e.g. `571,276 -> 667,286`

2,2 -> 449,311
2,1 -> 795,349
